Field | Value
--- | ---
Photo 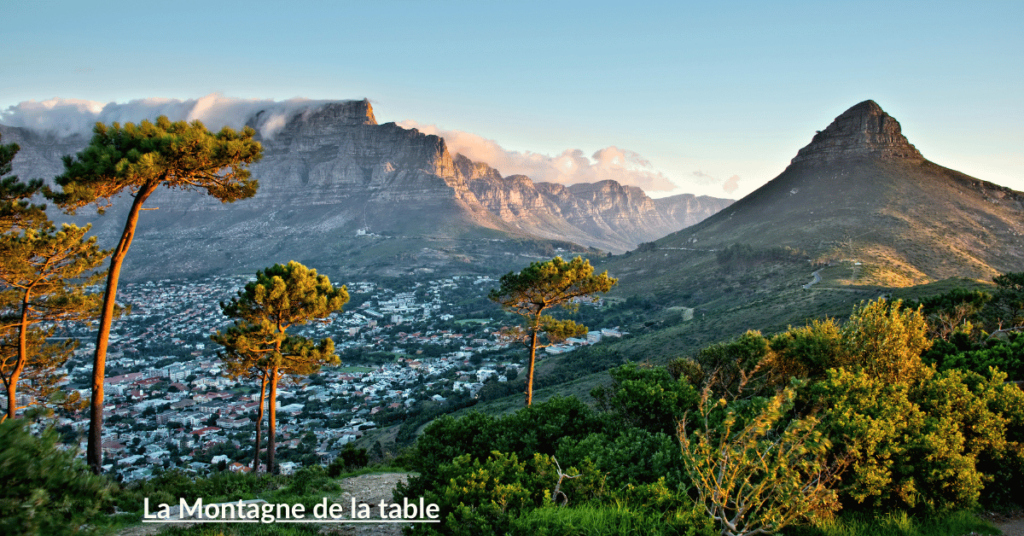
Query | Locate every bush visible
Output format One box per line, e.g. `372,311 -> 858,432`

405,396 -> 608,484
328,443 -> 369,477
590,362 -> 698,436
404,451 -> 606,536
0,419 -> 114,535
812,365 -> 1024,512
556,428 -> 685,490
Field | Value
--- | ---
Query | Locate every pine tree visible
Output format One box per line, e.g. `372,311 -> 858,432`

489,256 -> 616,406
212,261 -> 348,474
0,224 -> 108,420
47,116 -> 263,472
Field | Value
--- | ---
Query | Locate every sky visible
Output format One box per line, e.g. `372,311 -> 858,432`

2,0 -> 1021,199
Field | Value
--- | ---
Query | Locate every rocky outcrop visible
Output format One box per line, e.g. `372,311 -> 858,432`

791,100 -> 924,164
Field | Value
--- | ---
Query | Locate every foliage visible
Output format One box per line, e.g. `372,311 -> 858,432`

839,299 -> 931,384
327,443 -> 369,476
991,272 -> 1024,328
906,288 -> 992,340
764,319 -> 844,386
508,498 -> 714,536
555,428 -> 685,490
812,363 -> 1024,512
0,222 -> 107,420
405,451 -> 607,536
692,330 -> 772,398
590,362 -> 699,436
923,331 -> 1024,381
678,387 -> 841,536
489,256 -> 617,405
399,397 -> 608,505
48,115 -> 263,472
784,510 -> 999,536
0,419 -> 114,535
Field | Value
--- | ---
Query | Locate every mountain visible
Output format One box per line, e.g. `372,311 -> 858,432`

651,100 -> 1024,286
0,100 -> 730,280
458,155 -> 732,252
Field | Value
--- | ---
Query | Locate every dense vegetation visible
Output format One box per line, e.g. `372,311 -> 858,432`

393,281 -> 1024,536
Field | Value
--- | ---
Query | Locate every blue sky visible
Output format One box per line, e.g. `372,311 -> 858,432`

3,1 -> 1021,198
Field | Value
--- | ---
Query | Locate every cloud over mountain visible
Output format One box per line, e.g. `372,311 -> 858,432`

0,94 -> 348,139
398,121 -> 677,192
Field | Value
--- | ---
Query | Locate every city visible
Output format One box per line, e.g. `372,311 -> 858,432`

21,273 -> 622,481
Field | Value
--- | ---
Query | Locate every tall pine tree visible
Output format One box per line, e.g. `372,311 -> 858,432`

0,224 -> 108,420
212,261 -> 348,473
489,256 -> 616,406
48,117 -> 262,472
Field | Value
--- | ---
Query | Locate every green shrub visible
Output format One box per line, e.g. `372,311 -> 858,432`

328,443 -> 369,477
405,451 -> 607,536
812,365 -> 1023,512
783,509 -> 999,536
556,428 -> 684,490
590,362 -> 698,436
404,396 -> 608,488
0,419 -> 114,535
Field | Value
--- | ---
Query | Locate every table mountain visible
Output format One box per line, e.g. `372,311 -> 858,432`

1,100 -> 729,280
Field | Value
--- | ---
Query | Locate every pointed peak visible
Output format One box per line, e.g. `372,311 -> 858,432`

791,100 -> 923,165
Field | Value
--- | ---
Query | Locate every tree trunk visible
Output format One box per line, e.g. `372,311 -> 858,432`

87,182 -> 158,474
252,371 -> 268,473
526,325 -> 539,407
7,293 -> 31,420
267,367 -> 278,474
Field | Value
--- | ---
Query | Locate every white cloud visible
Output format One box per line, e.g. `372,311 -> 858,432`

0,94 -> 352,139
399,121 -> 677,192
723,175 -> 740,193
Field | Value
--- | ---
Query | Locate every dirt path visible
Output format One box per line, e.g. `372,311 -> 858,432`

983,512 -> 1024,536
115,472 -> 415,536
803,268 -> 823,289
995,520 -> 1024,536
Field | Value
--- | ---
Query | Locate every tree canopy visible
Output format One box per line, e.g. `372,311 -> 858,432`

0,223 -> 107,420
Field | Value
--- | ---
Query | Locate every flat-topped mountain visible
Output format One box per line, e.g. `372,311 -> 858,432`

656,100 -> 1024,285
1,100 -> 730,280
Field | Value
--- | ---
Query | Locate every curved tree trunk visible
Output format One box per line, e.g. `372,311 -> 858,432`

87,182 -> 158,474
6,293 -> 31,420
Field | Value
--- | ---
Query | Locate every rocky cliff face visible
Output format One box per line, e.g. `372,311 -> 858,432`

791,100 -> 924,165
460,155 -> 732,252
